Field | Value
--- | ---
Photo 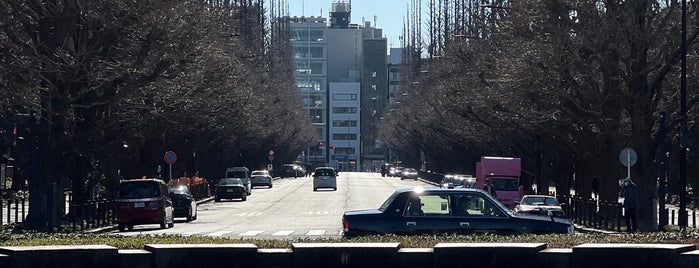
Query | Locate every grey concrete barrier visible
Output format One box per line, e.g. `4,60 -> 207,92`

433,243 -> 547,268
292,242 -> 401,268
398,248 -> 433,268
680,249 -> 699,267
258,248 -> 293,268
0,245 -> 118,268
119,249 -> 151,268
571,243 -> 696,268
145,243 -> 258,268
0,242 -> 698,268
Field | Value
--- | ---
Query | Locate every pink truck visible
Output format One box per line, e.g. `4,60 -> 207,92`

475,156 -> 523,209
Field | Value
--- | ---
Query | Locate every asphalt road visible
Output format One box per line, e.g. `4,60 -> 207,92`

112,172 -> 430,239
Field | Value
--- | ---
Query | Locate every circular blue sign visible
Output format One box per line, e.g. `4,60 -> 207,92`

164,151 -> 177,164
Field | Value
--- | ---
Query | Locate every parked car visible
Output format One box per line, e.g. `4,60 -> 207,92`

313,167 -> 337,191
514,195 -> 565,218
400,168 -> 419,180
168,185 -> 197,222
342,187 -> 574,237
225,167 -> 251,195
251,174 -> 273,188
116,178 -> 174,231
215,178 -> 247,202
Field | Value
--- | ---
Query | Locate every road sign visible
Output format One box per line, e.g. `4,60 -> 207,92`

619,147 -> 637,180
619,147 -> 637,167
164,151 -> 177,164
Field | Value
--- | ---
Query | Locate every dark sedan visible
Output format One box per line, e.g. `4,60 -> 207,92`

215,178 -> 247,202
342,187 -> 574,237
168,185 -> 197,221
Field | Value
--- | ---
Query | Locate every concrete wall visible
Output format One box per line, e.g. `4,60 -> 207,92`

0,242 -> 697,268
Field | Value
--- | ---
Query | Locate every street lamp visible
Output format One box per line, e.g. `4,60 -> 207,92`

679,0 -> 689,230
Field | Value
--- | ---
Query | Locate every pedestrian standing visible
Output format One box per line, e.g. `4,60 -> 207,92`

622,177 -> 638,233
592,176 -> 599,199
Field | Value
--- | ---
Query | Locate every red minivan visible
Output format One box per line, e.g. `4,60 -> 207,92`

116,178 -> 174,231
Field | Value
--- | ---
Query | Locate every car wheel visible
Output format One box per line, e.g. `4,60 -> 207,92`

313,188 -> 317,191
242,195 -> 247,201
215,198 -> 220,202
187,209 -> 193,222
160,221 -> 167,229
269,184 -> 273,188
168,221 -> 174,228
333,187 -> 337,191
127,225 -> 134,231
118,223 -> 126,232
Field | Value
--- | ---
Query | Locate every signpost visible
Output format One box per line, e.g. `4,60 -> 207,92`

619,147 -> 637,180
164,150 -> 177,181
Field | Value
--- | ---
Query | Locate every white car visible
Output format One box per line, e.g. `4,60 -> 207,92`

251,170 -> 271,176
313,167 -> 337,191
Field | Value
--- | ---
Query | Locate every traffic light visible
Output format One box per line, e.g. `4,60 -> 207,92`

318,141 -> 323,147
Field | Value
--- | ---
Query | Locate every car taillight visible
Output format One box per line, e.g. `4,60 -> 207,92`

342,217 -> 349,231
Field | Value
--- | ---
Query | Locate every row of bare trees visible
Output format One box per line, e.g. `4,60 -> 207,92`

382,0 -> 699,231
0,0 -> 315,230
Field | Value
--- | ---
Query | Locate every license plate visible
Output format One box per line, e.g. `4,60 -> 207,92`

134,202 -> 145,208
227,189 -> 234,192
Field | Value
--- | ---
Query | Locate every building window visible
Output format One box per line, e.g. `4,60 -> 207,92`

333,107 -> 357,114
333,120 -> 357,127
333,94 -> 357,100
333,134 -> 357,140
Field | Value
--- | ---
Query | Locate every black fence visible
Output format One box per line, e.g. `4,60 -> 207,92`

2,182 -> 213,232
0,197 -> 27,225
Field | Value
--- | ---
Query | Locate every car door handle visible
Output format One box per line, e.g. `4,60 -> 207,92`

406,221 -> 416,226
460,222 -> 470,227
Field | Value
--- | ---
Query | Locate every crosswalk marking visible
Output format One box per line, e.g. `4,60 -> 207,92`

239,230 -> 264,236
305,230 -> 326,236
207,231 -> 232,237
272,230 -> 295,236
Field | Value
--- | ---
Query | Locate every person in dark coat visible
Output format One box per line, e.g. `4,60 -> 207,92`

622,177 -> 639,233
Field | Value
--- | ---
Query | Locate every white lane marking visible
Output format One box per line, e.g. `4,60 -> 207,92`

207,231 -> 233,237
239,230 -> 264,236
272,230 -> 295,236
306,230 -> 326,236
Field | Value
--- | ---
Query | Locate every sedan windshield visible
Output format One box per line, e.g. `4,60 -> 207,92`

219,178 -> 242,185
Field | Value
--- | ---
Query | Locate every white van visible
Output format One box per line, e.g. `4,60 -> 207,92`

225,167 -> 251,195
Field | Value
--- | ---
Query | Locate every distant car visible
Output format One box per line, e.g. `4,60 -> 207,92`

342,187 -> 574,237
514,195 -> 565,218
225,167 -> 251,195
215,178 -> 247,202
280,164 -> 304,178
313,167 -> 337,191
116,179 -> 174,231
251,170 -> 271,176
400,168 -> 419,180
389,166 -> 404,177
168,185 -> 197,222
441,174 -> 476,189
251,174 -> 273,188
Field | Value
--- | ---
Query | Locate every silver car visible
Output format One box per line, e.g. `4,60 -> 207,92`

313,167 -> 337,191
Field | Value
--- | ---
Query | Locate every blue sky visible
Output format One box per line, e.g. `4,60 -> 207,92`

286,0 -> 414,48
